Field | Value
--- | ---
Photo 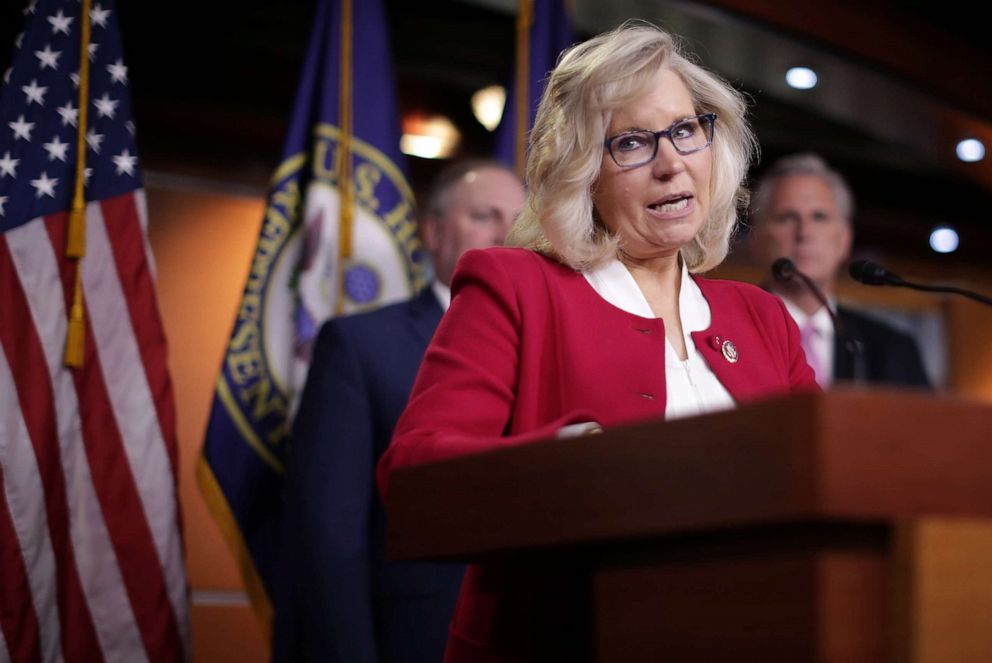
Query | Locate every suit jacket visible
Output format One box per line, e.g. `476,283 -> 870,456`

378,248 -> 818,663
834,305 -> 930,387
274,287 -> 464,663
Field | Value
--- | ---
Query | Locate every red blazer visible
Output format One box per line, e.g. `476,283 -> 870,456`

378,247 -> 817,662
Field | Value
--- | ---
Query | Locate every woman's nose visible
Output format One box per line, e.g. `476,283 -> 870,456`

651,138 -> 686,178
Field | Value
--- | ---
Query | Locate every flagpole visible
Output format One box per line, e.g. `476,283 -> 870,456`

336,0 -> 354,316
514,0 -> 533,179
64,0 -> 92,367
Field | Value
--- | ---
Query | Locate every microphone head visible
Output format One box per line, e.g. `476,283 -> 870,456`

771,257 -> 797,283
849,260 -> 892,286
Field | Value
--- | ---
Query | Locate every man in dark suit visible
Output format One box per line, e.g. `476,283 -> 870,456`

749,153 -> 929,388
274,160 -> 525,662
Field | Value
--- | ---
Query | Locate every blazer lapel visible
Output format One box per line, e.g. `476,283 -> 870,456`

833,334 -> 855,380
833,307 -> 858,380
691,329 -> 771,404
689,279 -> 784,405
690,277 -> 813,405
406,286 -> 443,347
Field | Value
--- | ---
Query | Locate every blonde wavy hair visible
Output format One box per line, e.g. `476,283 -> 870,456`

506,20 -> 758,272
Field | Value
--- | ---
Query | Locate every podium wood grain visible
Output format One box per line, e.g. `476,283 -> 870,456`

385,390 -> 992,662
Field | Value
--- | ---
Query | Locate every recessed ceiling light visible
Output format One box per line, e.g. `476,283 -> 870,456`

471,85 -> 506,132
956,138 -> 985,163
785,67 -> 818,90
400,114 -> 461,160
929,225 -> 959,254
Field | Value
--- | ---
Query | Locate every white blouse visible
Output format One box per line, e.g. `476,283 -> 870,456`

583,259 -> 736,421
431,280 -> 452,312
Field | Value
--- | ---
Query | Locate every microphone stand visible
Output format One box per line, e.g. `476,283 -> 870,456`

883,280 -> 992,307
772,258 -> 867,384
850,260 -> 992,308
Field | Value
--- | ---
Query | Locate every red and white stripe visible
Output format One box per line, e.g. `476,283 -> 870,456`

0,191 -> 189,663
0,348 -> 65,663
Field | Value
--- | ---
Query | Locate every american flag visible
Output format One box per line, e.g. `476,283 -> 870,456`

0,1 -> 189,661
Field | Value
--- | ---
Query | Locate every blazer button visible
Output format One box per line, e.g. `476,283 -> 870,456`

710,335 -> 722,350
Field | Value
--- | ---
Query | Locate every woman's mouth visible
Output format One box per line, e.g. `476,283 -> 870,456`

647,194 -> 693,215
649,197 -> 689,213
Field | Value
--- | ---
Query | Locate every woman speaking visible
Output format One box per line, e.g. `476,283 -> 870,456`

378,21 -> 817,662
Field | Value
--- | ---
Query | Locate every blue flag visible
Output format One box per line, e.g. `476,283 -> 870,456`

198,0 -> 428,636
494,0 -> 576,173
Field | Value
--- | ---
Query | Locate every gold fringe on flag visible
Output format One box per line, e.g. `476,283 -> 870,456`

64,262 -> 86,367
335,0 -> 354,317
64,0 -> 92,368
514,0 -> 534,179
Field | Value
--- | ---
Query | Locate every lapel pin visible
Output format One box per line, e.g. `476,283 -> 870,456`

721,339 -> 739,364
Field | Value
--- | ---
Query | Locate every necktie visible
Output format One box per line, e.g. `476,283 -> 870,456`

800,322 -> 827,387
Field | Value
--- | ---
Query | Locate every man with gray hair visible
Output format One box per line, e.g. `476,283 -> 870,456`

749,153 -> 929,388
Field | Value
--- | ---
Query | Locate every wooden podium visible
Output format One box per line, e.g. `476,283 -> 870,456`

385,390 -> 992,663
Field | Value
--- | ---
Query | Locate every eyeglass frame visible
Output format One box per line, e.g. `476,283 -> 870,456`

602,113 -> 717,169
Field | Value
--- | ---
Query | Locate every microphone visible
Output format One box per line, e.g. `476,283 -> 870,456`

771,258 -> 835,319
850,260 -> 992,307
848,260 -> 904,286
771,257 -> 866,382
771,257 -> 796,283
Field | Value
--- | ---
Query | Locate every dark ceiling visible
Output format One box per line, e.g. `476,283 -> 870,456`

2,0 -> 990,273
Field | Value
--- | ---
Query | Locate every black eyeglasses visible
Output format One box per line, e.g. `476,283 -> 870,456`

603,113 -> 717,169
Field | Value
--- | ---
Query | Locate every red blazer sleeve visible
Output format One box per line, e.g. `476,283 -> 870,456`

774,294 -> 820,393
376,250 -> 595,497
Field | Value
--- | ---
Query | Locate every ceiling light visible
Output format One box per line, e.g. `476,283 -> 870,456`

400,114 -> 461,160
785,67 -> 818,90
471,85 -> 506,132
929,225 -> 959,254
956,138 -> 985,163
